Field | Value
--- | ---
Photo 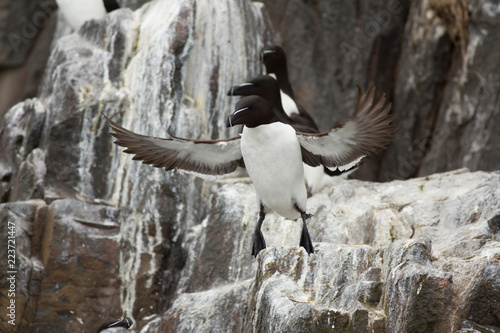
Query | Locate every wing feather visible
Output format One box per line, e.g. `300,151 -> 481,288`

297,83 -> 397,169
104,115 -> 243,176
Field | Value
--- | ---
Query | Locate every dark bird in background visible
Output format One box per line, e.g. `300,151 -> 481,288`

104,84 -> 396,257
56,0 -> 120,30
261,45 -> 318,131
96,317 -> 132,333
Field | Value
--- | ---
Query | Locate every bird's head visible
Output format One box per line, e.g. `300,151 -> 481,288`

227,75 -> 280,106
226,95 -> 274,128
261,45 -> 287,73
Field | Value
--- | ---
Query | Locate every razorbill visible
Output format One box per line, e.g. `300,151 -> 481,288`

261,45 -> 318,130
227,75 -> 354,192
104,85 -> 396,256
56,0 -> 120,30
96,317 -> 132,332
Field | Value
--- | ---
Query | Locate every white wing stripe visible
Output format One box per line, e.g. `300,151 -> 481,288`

104,115 -> 243,176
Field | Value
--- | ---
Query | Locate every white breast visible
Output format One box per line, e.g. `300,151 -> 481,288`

241,123 -> 307,219
280,90 -> 300,117
268,73 -> 300,117
56,0 -> 107,29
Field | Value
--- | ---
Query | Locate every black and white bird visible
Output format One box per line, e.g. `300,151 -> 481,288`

56,0 -> 120,30
227,75 -> 353,192
261,45 -> 318,131
104,85 -> 396,257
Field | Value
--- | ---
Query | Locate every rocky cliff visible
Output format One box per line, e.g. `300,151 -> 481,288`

0,0 -> 499,332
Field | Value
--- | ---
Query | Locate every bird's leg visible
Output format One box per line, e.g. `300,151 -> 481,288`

295,204 -> 314,254
300,213 -> 314,254
252,203 -> 267,257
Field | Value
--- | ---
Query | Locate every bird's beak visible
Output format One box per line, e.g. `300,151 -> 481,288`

227,83 -> 255,96
226,106 -> 249,127
261,49 -> 275,61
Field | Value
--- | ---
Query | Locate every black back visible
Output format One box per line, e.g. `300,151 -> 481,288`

103,0 -> 120,12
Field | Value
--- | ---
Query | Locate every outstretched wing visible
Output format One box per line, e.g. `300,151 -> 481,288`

104,115 -> 244,176
296,83 -> 397,170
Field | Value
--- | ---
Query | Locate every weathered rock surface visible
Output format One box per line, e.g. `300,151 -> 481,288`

0,1 -> 499,333
0,0 -> 154,119
1,0 -> 269,332
0,0 -> 57,118
142,169 -> 500,333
